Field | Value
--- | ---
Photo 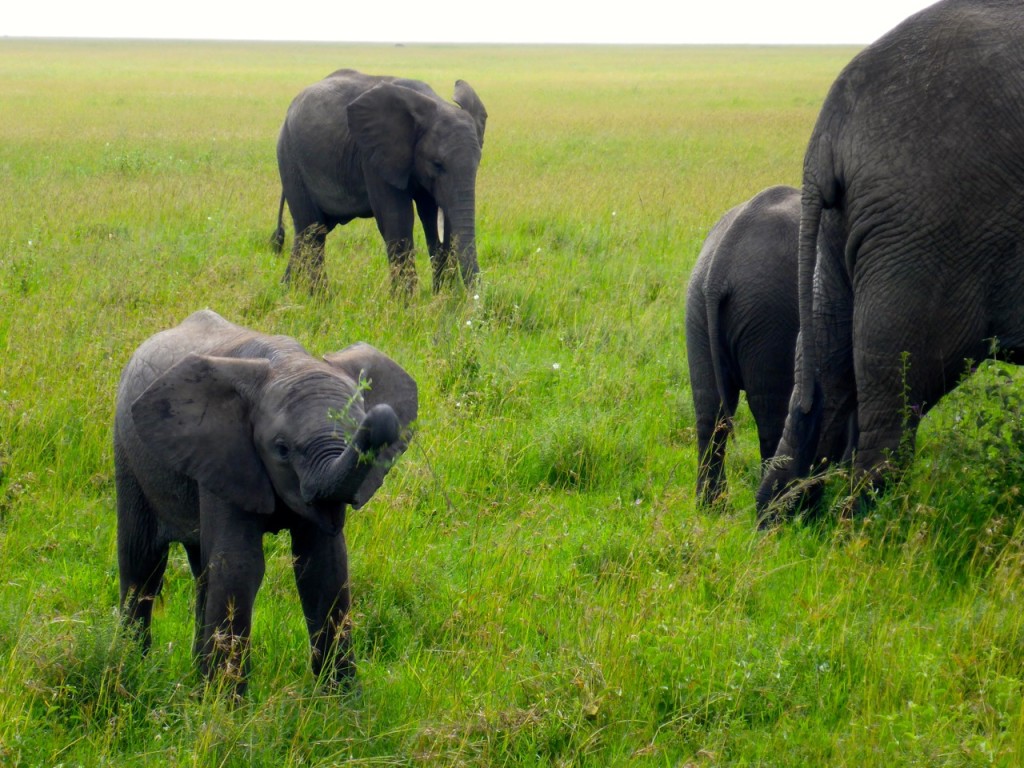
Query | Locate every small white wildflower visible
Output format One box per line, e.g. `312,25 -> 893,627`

465,320 -> 472,327
473,294 -> 480,301
552,363 -> 561,370
536,247 -> 542,253
27,240 -> 32,247
612,211 -> 617,217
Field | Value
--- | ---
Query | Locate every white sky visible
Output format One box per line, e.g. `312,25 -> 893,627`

3,0 -> 936,45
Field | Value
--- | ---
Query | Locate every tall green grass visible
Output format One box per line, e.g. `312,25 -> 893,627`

1,39 -> 1023,766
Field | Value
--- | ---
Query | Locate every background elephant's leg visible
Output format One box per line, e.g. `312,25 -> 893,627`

290,521 -> 354,687
280,170 -> 331,287
696,403 -> 732,506
747,389 -> 789,466
808,223 -> 857,469
383,236 -> 416,295
847,272 -> 979,499
851,302 -> 962,494
852,347 -> 922,494
287,223 -> 329,289
758,313 -> 854,520
369,183 -> 417,294
740,335 -> 797,468
693,377 -> 738,506
196,493 -> 265,696
115,458 -> 168,651
414,195 -> 444,262
686,318 -> 732,506
415,195 -> 456,291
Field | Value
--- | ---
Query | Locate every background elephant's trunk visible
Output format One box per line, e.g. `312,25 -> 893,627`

303,404 -> 401,505
446,190 -> 479,285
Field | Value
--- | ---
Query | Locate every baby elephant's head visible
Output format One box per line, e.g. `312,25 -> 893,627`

132,343 -> 417,534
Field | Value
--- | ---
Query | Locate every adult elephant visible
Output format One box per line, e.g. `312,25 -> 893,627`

114,310 -> 417,696
272,69 -> 487,293
756,0 -> 1024,520
686,185 -> 801,506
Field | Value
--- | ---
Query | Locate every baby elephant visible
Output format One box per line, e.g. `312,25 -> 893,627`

686,185 -> 799,506
114,309 -> 417,696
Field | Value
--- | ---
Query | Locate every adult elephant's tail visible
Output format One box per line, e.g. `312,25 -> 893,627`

270,191 -> 286,253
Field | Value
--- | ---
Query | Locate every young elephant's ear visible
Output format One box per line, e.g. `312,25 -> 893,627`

323,343 -> 418,508
347,83 -> 440,190
453,79 -> 487,147
131,354 -> 276,515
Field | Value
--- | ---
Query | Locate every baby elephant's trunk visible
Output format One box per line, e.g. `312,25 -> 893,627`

304,404 -> 401,506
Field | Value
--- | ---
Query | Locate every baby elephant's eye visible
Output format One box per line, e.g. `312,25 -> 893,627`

273,440 -> 291,461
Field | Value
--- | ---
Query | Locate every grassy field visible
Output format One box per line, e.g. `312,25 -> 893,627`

1,39 -> 1023,766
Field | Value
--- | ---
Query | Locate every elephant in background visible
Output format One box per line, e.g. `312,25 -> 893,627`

272,69 -> 487,293
757,0 -> 1024,520
114,310 -> 417,696
686,185 -> 801,506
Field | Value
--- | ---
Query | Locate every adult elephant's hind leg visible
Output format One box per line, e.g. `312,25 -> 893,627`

852,348 -> 923,498
851,291 -> 960,499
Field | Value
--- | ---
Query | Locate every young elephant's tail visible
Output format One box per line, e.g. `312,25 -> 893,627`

270,191 -> 286,253
705,281 -> 734,430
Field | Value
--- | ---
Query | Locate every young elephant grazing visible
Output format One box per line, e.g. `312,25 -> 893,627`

114,310 -> 417,696
686,185 -> 800,506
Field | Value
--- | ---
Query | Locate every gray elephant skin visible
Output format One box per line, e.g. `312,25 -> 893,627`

114,310 -> 417,695
686,185 -> 800,507
756,0 -> 1024,519
272,69 -> 487,292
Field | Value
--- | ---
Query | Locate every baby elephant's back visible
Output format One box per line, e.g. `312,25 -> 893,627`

115,310 -> 249,422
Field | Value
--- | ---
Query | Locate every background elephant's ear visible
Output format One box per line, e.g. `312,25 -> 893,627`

323,343 -> 418,508
131,354 -> 276,516
453,80 -> 487,147
347,83 -> 441,190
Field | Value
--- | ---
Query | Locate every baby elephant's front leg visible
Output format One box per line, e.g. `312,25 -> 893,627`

291,522 -> 354,687
197,495 -> 267,698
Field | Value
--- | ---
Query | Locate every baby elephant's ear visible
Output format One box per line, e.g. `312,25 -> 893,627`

323,343 -> 418,507
131,354 -> 276,515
